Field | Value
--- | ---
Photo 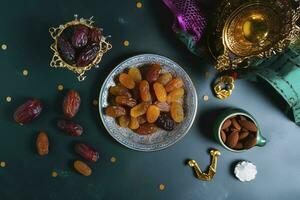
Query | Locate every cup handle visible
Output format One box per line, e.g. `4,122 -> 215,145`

256,133 -> 267,147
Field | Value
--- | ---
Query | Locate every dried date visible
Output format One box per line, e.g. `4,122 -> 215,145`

36,131 -> 49,156
57,119 -> 83,136
74,160 -> 92,176
63,90 -> 81,118
13,99 -> 43,124
71,25 -> 89,48
89,27 -> 102,43
134,123 -> 158,135
75,143 -> 99,162
57,36 -> 76,64
76,43 -> 100,67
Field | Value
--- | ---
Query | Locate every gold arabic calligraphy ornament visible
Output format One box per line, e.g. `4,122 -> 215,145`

188,149 -> 221,181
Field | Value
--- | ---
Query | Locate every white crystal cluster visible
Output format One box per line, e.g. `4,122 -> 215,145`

234,161 -> 257,182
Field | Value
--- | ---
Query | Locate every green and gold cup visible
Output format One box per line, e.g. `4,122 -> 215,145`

213,108 -> 266,152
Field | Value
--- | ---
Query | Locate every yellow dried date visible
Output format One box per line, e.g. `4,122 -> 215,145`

139,80 -> 152,102
119,73 -> 135,89
165,78 -> 183,92
130,102 -> 150,118
153,82 -> 167,102
146,105 -> 160,123
128,67 -> 142,82
118,115 -> 130,128
74,160 -> 92,176
170,102 -> 184,123
167,88 -> 184,104
129,117 -> 139,130
157,73 -> 172,86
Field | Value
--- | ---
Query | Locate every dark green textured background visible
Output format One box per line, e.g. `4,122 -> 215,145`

1,0 -> 300,199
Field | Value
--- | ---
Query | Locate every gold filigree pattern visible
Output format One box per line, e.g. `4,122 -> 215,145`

209,0 -> 300,72
49,16 -> 112,81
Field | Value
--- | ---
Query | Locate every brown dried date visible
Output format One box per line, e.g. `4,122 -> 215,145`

57,119 -> 83,136
89,27 -> 102,43
146,64 -> 161,83
36,131 -> 49,156
105,106 -> 126,117
134,123 -> 158,135
115,96 -> 137,107
75,143 -> 99,162
57,36 -> 76,64
13,99 -> 43,124
109,85 -> 131,97
76,43 -> 100,67
71,25 -> 89,48
63,90 -> 81,118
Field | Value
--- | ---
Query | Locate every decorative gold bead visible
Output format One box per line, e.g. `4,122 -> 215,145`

6,96 -> 12,102
110,156 -> 117,163
0,161 -> 6,168
22,69 -> 29,76
92,100 -> 98,106
159,184 -> 165,191
1,44 -> 7,50
203,95 -> 209,101
123,40 -> 129,47
52,171 -> 58,177
57,84 -> 64,91
136,2 -> 143,8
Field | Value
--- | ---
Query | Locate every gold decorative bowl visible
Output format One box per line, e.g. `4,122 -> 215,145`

49,15 -> 112,81
208,0 -> 300,71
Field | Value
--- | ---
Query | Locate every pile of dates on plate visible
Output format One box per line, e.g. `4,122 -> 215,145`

57,25 -> 102,67
105,64 -> 186,135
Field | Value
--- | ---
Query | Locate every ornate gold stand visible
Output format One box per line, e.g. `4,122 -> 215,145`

49,15 -> 112,81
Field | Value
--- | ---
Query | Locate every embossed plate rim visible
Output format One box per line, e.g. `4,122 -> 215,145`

99,54 -> 198,151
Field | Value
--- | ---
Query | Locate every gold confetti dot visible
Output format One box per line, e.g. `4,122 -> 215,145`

92,100 -> 98,106
1,44 -> 7,50
136,2 -> 143,8
57,84 -> 64,91
22,69 -> 29,76
110,156 -> 117,163
5,96 -> 12,102
52,171 -> 58,177
0,161 -> 6,168
123,40 -> 129,47
159,184 -> 165,191
203,95 -> 209,101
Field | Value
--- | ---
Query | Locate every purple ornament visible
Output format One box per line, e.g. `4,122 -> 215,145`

163,0 -> 208,43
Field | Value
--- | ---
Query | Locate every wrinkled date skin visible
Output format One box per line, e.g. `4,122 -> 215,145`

71,26 -> 89,48
13,99 -> 43,124
63,90 -> 81,118
76,43 -> 100,67
36,131 -> 49,156
57,36 -> 76,64
75,143 -> 99,162
57,119 -> 83,136
89,28 -> 102,43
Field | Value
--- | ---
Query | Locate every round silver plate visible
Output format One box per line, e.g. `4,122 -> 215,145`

99,54 -> 198,151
